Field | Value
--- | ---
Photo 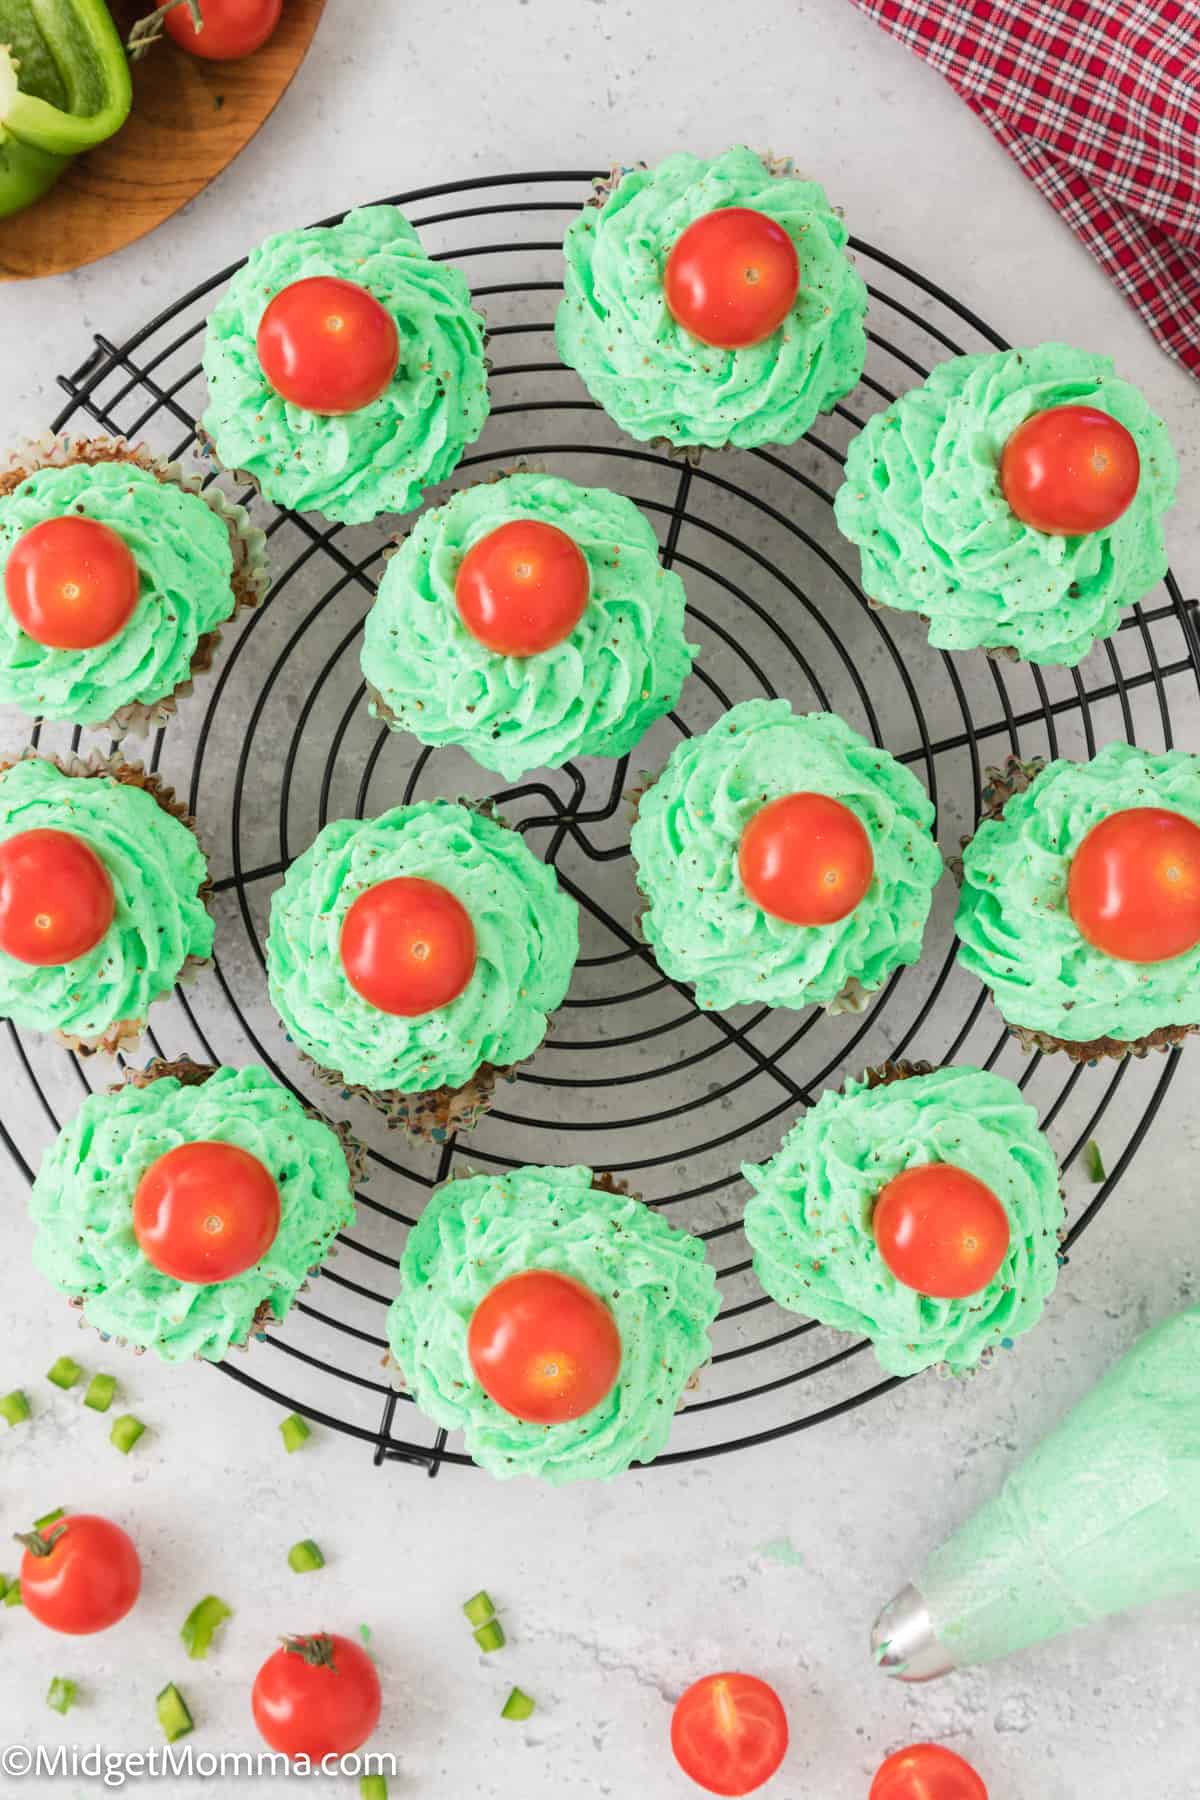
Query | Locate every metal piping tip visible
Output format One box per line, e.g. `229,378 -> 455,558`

871,1583 -> 956,1682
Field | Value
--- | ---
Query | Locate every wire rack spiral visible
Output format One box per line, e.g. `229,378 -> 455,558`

5,171 -> 1199,1477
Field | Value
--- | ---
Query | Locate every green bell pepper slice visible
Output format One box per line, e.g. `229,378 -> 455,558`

0,0 -> 132,218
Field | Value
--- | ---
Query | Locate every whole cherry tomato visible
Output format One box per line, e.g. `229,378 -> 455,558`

257,277 -> 399,415
873,1164 -> 1011,1299
664,208 -> 800,350
455,520 -> 590,657
4,515 -> 139,650
0,829 -> 114,966
20,1514 -> 141,1636
468,1270 -> 622,1424
163,0 -> 282,61
738,792 -> 874,926
340,876 -> 476,1016
252,1633 -> 382,1761
133,1140 -> 281,1284
671,1672 -> 789,1797
1067,806 -> 1200,963
870,1742 -> 988,1800
999,404 -> 1140,535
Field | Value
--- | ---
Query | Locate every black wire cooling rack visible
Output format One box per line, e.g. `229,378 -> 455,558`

5,170 -> 1199,1477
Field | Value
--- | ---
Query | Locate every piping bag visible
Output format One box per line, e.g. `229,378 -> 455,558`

873,1305 -> 1200,1679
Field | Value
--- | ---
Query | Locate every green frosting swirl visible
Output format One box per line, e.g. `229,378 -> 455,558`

0,759 -> 213,1041
834,344 -> 1178,666
387,1164 -> 720,1482
556,147 -> 868,450
267,801 -> 579,1092
362,472 -> 697,780
0,462 -> 238,725
956,743 -> 1200,1043
630,699 -> 943,1011
30,1065 -> 356,1364
742,1065 -> 1063,1377
202,206 -> 490,525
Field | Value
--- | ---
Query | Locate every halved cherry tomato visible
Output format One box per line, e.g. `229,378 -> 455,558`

252,1633 -> 381,1762
671,1672 -> 789,1797
340,876 -> 476,1016
257,277 -> 399,415
664,208 -> 799,350
468,1270 -> 622,1424
1067,806 -> 1200,963
0,829 -> 114,966
133,1140 -> 281,1284
4,515 -> 139,650
20,1514 -> 141,1637
999,404 -> 1140,535
738,792 -> 874,925
873,1164 -> 1010,1300
163,0 -> 282,61
455,520 -> 590,657
870,1742 -> 988,1800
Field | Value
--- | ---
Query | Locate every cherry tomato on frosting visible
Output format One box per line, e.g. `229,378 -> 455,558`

664,208 -> 800,350
163,0 -> 282,61
468,1270 -> 622,1425
133,1140 -> 281,1284
873,1164 -> 1011,1300
4,515 -> 139,650
455,519 -> 590,657
870,1742 -> 988,1800
252,1633 -> 381,1761
1067,806 -> 1200,964
20,1514 -> 141,1636
999,404 -> 1140,536
671,1672 -> 789,1797
738,792 -> 874,926
0,829 -> 114,966
339,876 -> 476,1017
257,276 -> 400,415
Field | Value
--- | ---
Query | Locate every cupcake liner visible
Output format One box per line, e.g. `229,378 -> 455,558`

1,434 -> 269,739
301,1050 -> 519,1145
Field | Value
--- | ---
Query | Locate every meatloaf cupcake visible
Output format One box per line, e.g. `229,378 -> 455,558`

742,1062 -> 1063,1378
267,800 -> 579,1137
30,1060 -> 359,1364
387,1163 -> 720,1482
956,744 -> 1200,1059
361,471 -> 696,779
556,146 -> 867,452
0,755 -> 213,1054
834,344 -> 1178,666
629,699 -> 942,1011
0,438 -> 266,733
202,205 -> 490,525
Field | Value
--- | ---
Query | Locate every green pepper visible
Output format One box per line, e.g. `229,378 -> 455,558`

0,0 -> 132,218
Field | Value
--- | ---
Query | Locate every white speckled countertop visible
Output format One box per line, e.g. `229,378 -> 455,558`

1,3 -> 1198,1796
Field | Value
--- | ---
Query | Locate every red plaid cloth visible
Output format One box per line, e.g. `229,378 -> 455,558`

848,0 -> 1200,376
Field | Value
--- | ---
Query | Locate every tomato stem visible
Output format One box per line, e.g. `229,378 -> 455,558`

282,1633 -> 339,1670
126,0 -> 204,61
14,1523 -> 66,1559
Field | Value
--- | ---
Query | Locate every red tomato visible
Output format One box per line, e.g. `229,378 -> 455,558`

133,1140 -> 281,1284
873,1164 -> 1011,1300
340,876 -> 476,1016
252,1633 -> 382,1762
468,1270 -> 622,1424
0,829 -> 114,966
870,1742 -> 988,1800
671,1672 -> 789,1797
999,404 -> 1140,535
1067,806 -> 1200,963
455,520 -> 590,657
164,0 -> 282,60
738,792 -> 874,926
4,515 -> 139,650
664,208 -> 799,350
20,1514 -> 141,1637
257,277 -> 399,415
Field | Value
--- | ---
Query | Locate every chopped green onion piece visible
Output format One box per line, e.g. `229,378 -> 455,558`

501,1686 -> 536,1721
1084,1139 -> 1107,1183
287,1538 -> 325,1573
155,1683 -> 193,1743
5,1580 -> 22,1607
463,1589 -> 495,1628
46,1676 -> 77,1715
33,1507 -> 66,1530
0,1576 -> 8,1602
358,1622 -> 372,1646
473,1618 -> 506,1654
84,1373 -> 117,1413
110,1414 -> 146,1455
46,1356 -> 83,1390
180,1595 -> 232,1661
359,1779 -> 389,1800
1,1389 -> 31,1426
280,1412 -> 311,1453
